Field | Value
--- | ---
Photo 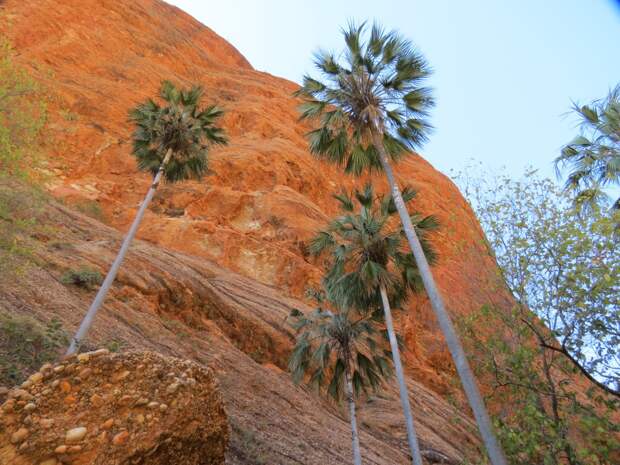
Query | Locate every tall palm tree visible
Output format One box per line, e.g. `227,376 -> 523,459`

311,183 -> 438,465
288,290 -> 393,465
295,22 -> 508,465
66,80 -> 227,355
555,84 -> 620,214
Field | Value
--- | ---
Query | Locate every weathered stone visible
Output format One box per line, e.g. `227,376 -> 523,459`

39,363 -> 53,373
65,426 -> 87,444
112,370 -> 130,382
10,427 -> 29,444
112,430 -> 129,446
2,399 -> 15,412
40,418 -> 54,428
101,418 -> 114,430
0,352 -> 228,465
78,367 -> 93,380
166,383 -> 180,394
54,445 -> 68,454
89,348 -> 110,358
23,402 -> 36,412
77,353 -> 90,363
12,389 -> 33,401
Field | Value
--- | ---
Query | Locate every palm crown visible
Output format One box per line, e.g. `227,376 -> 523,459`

311,183 -> 438,312
129,80 -> 227,183
555,85 -> 620,212
288,291 -> 393,401
295,22 -> 434,175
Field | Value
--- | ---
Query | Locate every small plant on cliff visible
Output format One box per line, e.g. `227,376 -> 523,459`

0,39 -> 47,270
295,21 -> 506,464
60,267 -> 103,290
0,313 -> 67,386
310,183 -> 437,464
66,80 -> 227,355
288,289 -> 393,465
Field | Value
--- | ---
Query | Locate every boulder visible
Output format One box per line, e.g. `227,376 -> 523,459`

0,351 -> 228,465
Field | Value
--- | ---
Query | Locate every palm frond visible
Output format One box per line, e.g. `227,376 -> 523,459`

294,22 -> 434,175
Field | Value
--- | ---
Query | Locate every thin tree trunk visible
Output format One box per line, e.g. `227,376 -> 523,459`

345,370 -> 363,465
379,285 -> 424,465
66,149 -> 173,356
371,128 -> 508,465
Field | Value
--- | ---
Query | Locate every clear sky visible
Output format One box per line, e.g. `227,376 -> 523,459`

167,0 -> 619,179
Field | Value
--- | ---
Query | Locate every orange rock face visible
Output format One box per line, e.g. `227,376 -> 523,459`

0,0 -> 511,392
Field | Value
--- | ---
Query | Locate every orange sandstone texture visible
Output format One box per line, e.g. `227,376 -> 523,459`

0,0 -> 513,391
0,350 -> 228,465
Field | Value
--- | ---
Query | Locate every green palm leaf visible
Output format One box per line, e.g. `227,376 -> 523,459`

129,80 -> 227,183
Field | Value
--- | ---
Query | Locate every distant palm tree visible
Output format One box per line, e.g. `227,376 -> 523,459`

310,183 -> 438,465
555,84 -> 620,215
288,290 -> 393,465
295,21 -> 508,465
66,81 -> 227,355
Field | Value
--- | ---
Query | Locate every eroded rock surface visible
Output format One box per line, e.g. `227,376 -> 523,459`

0,0 -> 515,395
0,350 -> 228,465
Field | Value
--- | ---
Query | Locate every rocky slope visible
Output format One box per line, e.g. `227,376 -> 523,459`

1,196 -> 480,464
0,350 -> 228,465
0,0 -> 518,463
0,0 -> 514,392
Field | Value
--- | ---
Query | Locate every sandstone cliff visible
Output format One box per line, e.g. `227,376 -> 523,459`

1,197 -> 480,464
0,0 -> 518,463
0,0 -> 513,391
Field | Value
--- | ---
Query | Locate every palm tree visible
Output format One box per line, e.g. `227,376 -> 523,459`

555,84 -> 620,215
295,22 -> 508,465
310,183 -> 438,465
288,290 -> 393,465
66,80 -> 227,355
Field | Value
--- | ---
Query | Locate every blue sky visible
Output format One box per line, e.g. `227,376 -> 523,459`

168,0 -> 619,179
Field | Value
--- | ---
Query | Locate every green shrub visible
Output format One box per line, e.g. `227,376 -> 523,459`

75,200 -> 105,221
104,338 -> 126,353
0,313 -> 67,387
0,38 -> 47,270
60,267 -> 103,289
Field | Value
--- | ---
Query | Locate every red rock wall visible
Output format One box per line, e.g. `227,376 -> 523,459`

0,0 -> 512,392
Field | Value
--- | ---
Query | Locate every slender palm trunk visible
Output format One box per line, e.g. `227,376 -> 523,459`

66,148 -> 173,356
379,285 -> 424,465
371,128 -> 507,465
345,369 -> 363,465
